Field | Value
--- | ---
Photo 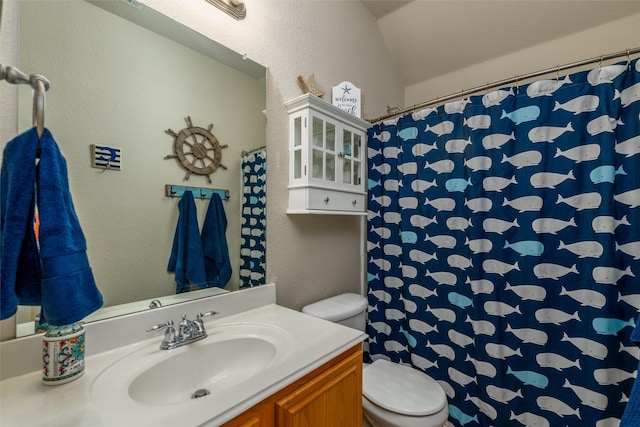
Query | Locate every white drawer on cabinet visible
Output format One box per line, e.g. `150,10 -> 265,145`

307,188 -> 365,212
287,187 -> 366,215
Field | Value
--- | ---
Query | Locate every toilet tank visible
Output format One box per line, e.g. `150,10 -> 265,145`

301,293 -> 368,331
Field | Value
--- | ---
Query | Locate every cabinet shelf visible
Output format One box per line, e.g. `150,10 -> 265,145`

285,94 -> 370,215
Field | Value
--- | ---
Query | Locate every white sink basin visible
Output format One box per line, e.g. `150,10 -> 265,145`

91,323 -> 293,408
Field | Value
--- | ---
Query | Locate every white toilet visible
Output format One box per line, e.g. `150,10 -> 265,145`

302,293 -> 449,427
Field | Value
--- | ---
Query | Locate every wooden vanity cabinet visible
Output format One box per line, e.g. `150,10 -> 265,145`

222,344 -> 363,427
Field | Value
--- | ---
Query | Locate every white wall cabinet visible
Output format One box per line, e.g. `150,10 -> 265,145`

285,94 -> 369,215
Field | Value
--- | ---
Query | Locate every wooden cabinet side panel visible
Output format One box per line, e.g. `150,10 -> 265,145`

275,349 -> 362,427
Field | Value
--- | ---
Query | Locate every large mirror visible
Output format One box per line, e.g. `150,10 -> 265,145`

12,0 -> 267,337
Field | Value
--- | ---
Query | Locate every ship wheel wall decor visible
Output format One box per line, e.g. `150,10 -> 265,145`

165,116 -> 228,183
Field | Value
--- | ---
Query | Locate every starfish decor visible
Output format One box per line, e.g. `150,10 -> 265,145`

296,74 -> 325,98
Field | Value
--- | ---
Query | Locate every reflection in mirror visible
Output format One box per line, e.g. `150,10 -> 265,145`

12,0 -> 267,338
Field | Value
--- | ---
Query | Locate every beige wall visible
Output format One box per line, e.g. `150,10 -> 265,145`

0,0 -> 18,146
404,13 -> 640,106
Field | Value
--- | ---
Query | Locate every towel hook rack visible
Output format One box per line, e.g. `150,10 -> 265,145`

1,65 -> 50,139
165,184 -> 230,201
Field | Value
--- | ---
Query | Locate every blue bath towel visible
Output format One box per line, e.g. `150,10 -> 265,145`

201,193 -> 232,288
167,190 -> 207,293
1,128 -> 103,325
621,320 -> 640,426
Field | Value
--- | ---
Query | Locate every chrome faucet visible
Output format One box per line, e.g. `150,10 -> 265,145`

146,311 -> 219,350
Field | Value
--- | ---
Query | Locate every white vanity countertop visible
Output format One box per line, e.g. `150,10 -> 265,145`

0,304 -> 365,427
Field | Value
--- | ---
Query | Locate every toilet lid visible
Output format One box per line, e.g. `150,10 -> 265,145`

363,359 -> 447,417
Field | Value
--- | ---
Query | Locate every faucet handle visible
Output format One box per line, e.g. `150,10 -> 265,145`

146,319 -> 174,333
147,320 -> 176,350
196,311 -> 219,320
193,311 -> 219,334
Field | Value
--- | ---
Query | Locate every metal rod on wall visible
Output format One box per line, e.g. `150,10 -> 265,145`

370,47 -> 640,123
241,146 -> 266,157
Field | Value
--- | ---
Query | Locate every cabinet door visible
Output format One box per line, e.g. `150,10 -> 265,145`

310,114 -> 336,183
275,350 -> 362,427
291,114 -> 304,181
340,129 -> 363,189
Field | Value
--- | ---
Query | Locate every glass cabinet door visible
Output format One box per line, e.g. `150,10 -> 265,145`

326,122 -> 336,181
342,129 -> 352,185
353,132 -> 362,186
292,116 -> 303,180
341,129 -> 363,187
311,115 -> 336,182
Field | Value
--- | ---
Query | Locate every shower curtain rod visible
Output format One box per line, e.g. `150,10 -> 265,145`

241,146 -> 266,156
370,46 -> 640,123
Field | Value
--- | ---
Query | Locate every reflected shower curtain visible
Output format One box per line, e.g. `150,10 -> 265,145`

366,58 -> 640,427
240,149 -> 266,288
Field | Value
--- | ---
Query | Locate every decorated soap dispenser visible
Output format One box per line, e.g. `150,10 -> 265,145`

42,322 -> 85,385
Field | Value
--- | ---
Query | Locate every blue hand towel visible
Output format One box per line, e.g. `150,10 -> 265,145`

1,128 -> 103,325
621,319 -> 640,426
201,193 -> 232,288
167,190 -> 207,293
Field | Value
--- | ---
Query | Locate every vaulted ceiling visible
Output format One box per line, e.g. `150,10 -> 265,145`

361,1 -> 640,87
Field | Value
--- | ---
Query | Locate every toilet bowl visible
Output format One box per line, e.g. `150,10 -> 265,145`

302,293 -> 449,427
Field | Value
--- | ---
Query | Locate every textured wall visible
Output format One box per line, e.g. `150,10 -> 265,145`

0,0 -> 18,146
404,13 -> 640,106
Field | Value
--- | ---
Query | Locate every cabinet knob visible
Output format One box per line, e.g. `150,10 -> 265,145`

352,200 -> 357,205
324,197 -> 330,204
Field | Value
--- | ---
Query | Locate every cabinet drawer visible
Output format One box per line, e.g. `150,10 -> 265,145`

307,188 -> 365,212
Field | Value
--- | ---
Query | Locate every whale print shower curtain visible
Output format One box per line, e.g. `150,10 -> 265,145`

240,149 -> 266,288
366,58 -> 640,427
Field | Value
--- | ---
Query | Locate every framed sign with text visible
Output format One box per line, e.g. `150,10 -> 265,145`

332,81 -> 361,118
